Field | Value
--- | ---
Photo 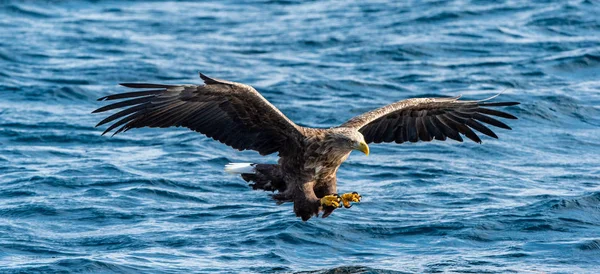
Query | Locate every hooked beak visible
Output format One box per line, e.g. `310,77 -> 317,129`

355,141 -> 370,156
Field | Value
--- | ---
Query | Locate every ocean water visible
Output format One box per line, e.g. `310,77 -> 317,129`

1,0 -> 600,273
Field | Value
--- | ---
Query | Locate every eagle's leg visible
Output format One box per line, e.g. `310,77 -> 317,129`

314,181 -> 339,218
340,192 -> 362,208
293,181 -> 321,221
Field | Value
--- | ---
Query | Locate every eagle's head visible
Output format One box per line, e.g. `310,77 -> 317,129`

326,128 -> 370,156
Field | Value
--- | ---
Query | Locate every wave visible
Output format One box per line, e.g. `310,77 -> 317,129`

552,192 -> 600,211
3,4 -> 58,19
578,239 -> 600,251
297,266 -> 410,274
9,258 -> 142,273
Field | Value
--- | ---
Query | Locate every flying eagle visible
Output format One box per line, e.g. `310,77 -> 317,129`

93,73 -> 519,221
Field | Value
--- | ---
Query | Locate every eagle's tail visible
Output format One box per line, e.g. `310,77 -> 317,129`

225,163 -> 287,193
224,163 -> 256,174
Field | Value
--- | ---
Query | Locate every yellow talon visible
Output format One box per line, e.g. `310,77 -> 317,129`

320,194 -> 341,208
340,192 -> 361,208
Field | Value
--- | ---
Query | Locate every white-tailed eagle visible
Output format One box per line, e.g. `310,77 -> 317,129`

94,73 -> 519,221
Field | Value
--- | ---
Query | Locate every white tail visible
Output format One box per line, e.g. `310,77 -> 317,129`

224,163 -> 256,174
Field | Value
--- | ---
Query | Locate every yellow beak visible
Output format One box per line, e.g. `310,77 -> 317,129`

355,141 -> 370,156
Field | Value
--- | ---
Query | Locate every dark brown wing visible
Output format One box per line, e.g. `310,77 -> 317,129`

340,95 -> 519,144
93,73 -> 303,156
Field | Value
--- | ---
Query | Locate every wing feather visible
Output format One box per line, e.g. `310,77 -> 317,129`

472,113 -> 511,129
406,116 -> 418,143
437,115 -> 463,142
92,96 -> 155,113
417,116 -> 432,142
399,115 -> 409,143
424,116 -> 445,141
341,95 -> 518,144
381,118 -> 397,143
445,113 -> 481,143
97,89 -> 164,101
94,73 -> 303,156
465,119 -> 498,139
475,108 -> 517,119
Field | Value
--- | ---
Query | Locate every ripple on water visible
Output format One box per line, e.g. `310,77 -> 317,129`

577,239 -> 600,251
21,258 -> 142,273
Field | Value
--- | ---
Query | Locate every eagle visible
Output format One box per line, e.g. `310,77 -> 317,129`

93,73 -> 519,221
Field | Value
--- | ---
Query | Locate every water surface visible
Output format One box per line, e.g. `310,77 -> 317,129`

1,0 -> 600,273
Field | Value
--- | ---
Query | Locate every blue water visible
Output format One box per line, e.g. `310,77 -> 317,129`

1,1 -> 600,273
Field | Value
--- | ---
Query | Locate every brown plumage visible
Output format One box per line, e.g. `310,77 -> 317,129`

94,73 -> 519,221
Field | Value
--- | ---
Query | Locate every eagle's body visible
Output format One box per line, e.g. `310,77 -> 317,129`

94,73 -> 519,220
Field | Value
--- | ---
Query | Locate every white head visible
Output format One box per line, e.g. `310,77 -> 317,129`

325,127 -> 369,156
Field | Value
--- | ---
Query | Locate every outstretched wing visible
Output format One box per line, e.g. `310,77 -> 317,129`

340,95 -> 519,144
93,73 -> 303,156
